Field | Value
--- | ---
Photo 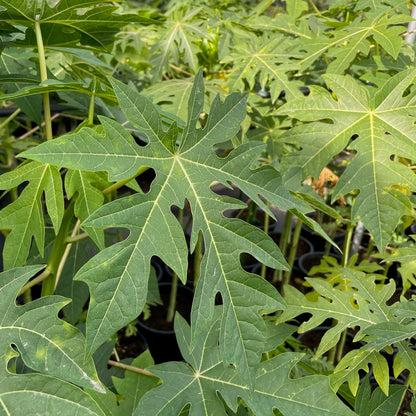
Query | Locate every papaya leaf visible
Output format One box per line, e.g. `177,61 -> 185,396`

276,268 -> 410,394
149,7 -> 209,80
331,349 -> 390,396
0,48 -> 42,124
295,11 -> 409,73
277,69 -> 416,250
143,77 -> 226,121
0,373 -> 107,416
20,70 -> 315,384
354,375 -> 407,416
0,161 -> 64,269
65,170 -> 110,249
135,313 -> 355,416
0,266 -> 104,393
222,33 -> 303,102
0,0 -> 157,48
0,79 -> 117,103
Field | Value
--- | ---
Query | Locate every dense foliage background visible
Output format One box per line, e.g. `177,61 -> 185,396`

1,0 -> 416,414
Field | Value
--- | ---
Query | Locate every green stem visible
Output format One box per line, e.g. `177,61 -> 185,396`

341,221 -> 355,267
18,268 -> 52,297
22,287 -> 32,304
308,0 -> 321,14
395,376 -> 411,416
260,203 -> 270,279
34,17 -> 53,141
107,360 -> 157,377
55,219 -> 82,291
273,211 -> 293,283
365,236 -> 374,259
0,108 -> 21,130
41,201 -> 75,296
102,166 -> 149,195
166,273 -> 178,323
66,232 -> 89,243
335,328 -> 348,364
193,231 -> 203,289
88,78 -> 97,125
327,340 -> 336,365
281,218 -> 302,296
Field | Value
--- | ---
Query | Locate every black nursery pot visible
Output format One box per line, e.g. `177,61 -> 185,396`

136,282 -> 193,364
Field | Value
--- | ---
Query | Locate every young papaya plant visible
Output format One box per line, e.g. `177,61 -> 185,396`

1,0 -> 416,414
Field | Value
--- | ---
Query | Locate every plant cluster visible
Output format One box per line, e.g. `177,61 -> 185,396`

1,0 -> 416,414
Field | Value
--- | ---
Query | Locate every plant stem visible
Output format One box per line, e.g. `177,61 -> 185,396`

341,221 -> 355,267
193,231 -> 203,289
166,273 -> 178,323
395,376 -> 411,416
18,268 -> 52,297
66,232 -> 89,243
365,235 -> 374,259
281,218 -> 302,296
34,17 -> 53,141
335,328 -> 348,364
107,360 -> 157,377
308,0 -> 321,15
16,113 -> 60,141
0,108 -> 20,130
273,211 -> 293,283
41,201 -> 75,296
55,219 -> 82,291
260,202 -> 270,279
88,78 -> 96,124
102,166 -> 149,195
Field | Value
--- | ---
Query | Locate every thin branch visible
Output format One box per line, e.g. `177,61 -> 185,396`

107,359 -> 158,377
16,113 -> 61,141
18,268 -> 52,297
55,219 -> 81,290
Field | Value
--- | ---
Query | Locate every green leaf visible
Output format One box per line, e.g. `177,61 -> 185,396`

286,0 -> 308,18
0,48 -> 42,124
0,79 -> 117,103
223,33 -> 303,102
355,375 -> 406,416
149,7 -> 209,80
135,313 -> 354,416
295,12 -> 409,73
0,0 -> 157,48
277,70 -> 416,250
0,374 -> 106,416
65,170 -> 110,249
20,72 -> 314,384
143,77 -> 226,121
277,269 -> 396,358
0,266 -> 104,392
332,349 -> 390,396
0,161 -> 64,269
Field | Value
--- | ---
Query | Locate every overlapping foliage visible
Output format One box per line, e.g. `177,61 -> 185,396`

0,0 -> 416,414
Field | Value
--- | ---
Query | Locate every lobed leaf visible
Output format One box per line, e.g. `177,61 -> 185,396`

20,71 -> 315,384
0,161 -> 64,269
0,266 -> 104,392
277,69 -> 416,250
0,0 -> 158,48
135,312 -> 355,416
